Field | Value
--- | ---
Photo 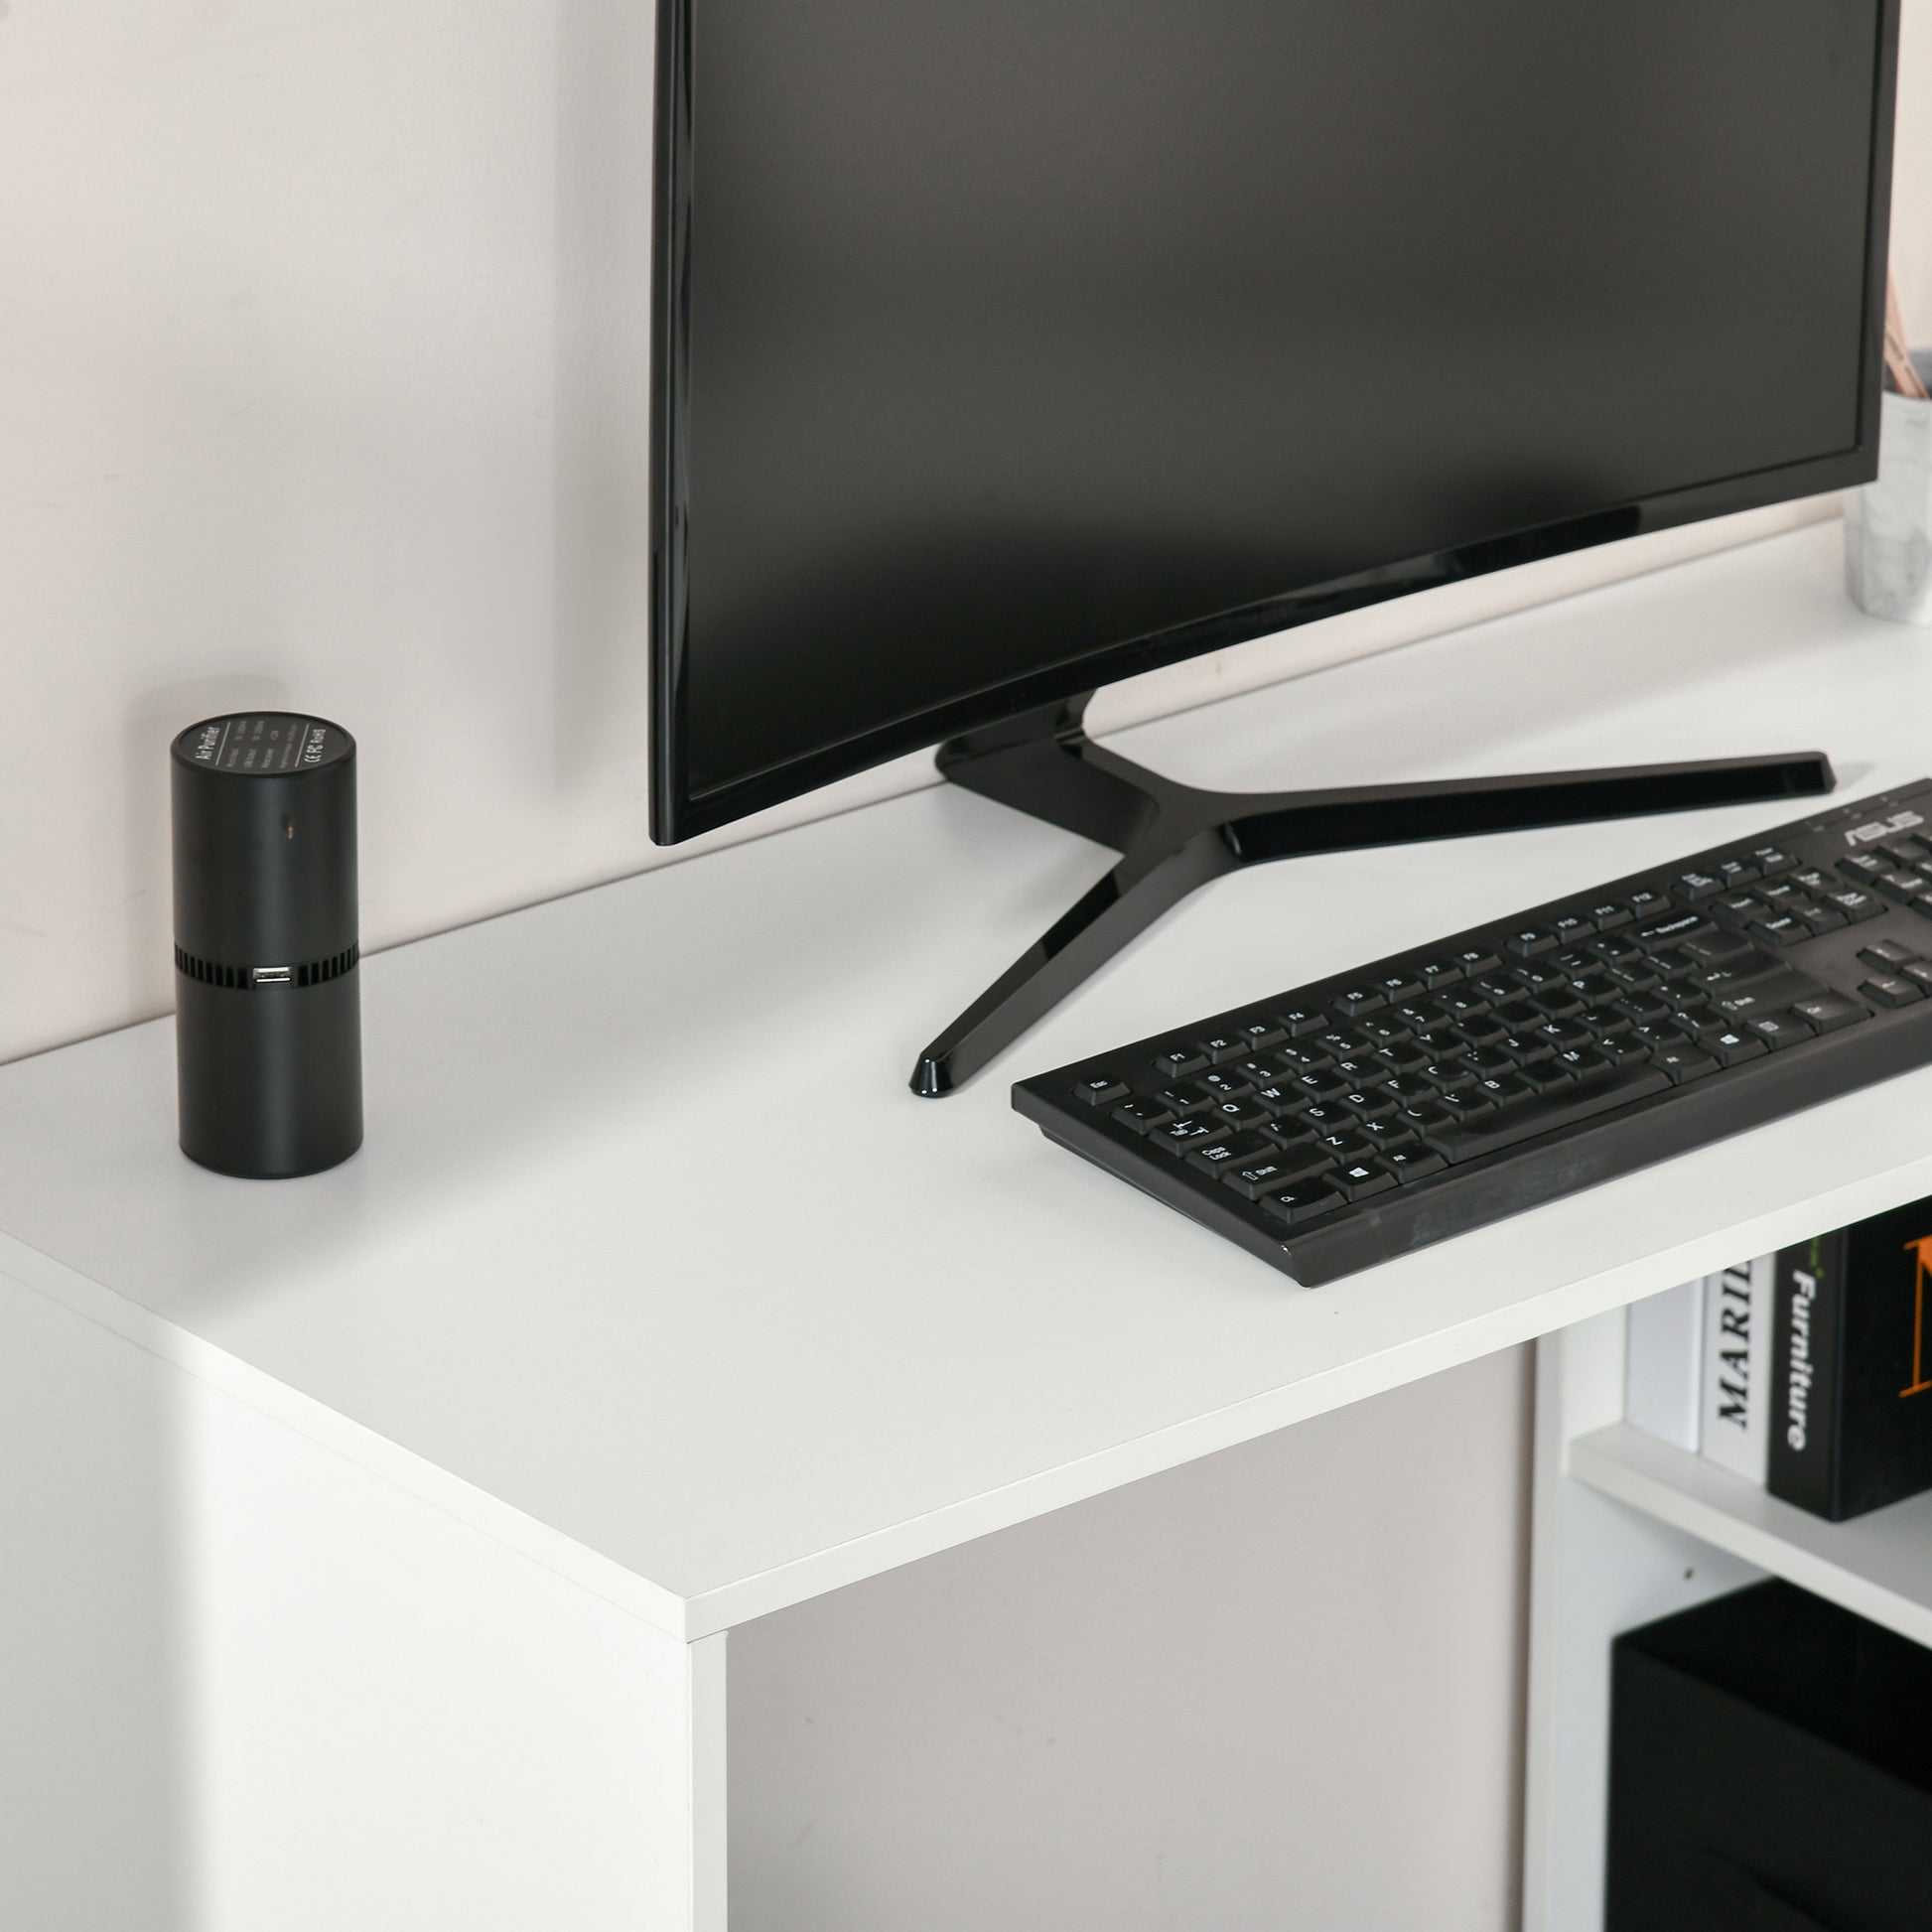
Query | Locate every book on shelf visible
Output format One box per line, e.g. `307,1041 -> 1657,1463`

1768,1194 -> 1932,1522
1700,1256 -> 1774,1485
1624,1277 -> 1704,1451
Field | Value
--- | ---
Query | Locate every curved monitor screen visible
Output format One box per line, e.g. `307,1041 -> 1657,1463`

651,0 -> 1888,839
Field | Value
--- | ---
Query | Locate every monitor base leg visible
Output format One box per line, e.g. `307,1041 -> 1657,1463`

908,694 -> 1834,1096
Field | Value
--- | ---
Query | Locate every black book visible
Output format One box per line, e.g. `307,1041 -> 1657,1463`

1767,1195 -> 1932,1522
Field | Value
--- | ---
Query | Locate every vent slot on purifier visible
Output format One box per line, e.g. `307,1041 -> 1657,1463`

174,943 -> 360,989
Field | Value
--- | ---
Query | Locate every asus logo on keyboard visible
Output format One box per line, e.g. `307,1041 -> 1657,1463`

1847,809 -> 1925,846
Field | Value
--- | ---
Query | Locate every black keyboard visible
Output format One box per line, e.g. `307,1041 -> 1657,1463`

1014,781 -> 1932,1286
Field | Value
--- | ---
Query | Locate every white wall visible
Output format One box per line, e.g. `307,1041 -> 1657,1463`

1,1 -> 1927,1067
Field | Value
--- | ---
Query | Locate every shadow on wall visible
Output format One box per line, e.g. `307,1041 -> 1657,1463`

554,0 -> 657,801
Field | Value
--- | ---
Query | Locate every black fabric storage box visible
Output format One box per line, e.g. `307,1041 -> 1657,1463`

1607,1580 -> 1932,1930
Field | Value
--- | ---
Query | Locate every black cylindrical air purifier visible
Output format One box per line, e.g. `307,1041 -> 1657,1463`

170,712 -> 362,1177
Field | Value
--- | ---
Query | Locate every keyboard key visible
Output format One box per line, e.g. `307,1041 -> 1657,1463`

1359,1017 -> 1413,1050
1373,972 -> 1425,1004
1188,1133 -> 1275,1174
1330,1158 -> 1399,1202
1747,913 -> 1807,947
1825,888 -> 1884,922
1393,1001 -> 1450,1033
1472,1073 -> 1534,1107
1860,938 -> 1918,970
1651,1042 -> 1721,1083
1604,961 -> 1664,995
1904,963 -> 1932,993
1460,1046 -> 1517,1079
1751,845 -> 1796,871
1587,901 -> 1633,931
1699,1026 -> 1768,1068
1518,1060 -> 1578,1094
1795,898 -> 1848,934
1334,987 -> 1388,1018
1154,1046 -> 1207,1079
1277,1041 -> 1333,1073
1216,1146 -> 1331,1198
1511,960 -> 1564,995
1624,890 -> 1672,921
1434,1088 -> 1497,1122
1156,1081 -> 1216,1114
1554,1045 -> 1616,1079
1714,858 -> 1760,891
1550,912 -> 1595,944
1293,1070 -> 1350,1104
1206,1097 -> 1271,1131
1376,1073 -> 1437,1106
1790,993 -> 1866,1034
1634,910 -> 1718,949
1421,1064 -> 1670,1162
1393,1101 -> 1459,1137
1876,871 -> 1926,903
1149,1117 -> 1231,1157
1437,988 -> 1492,1024
1567,973 -> 1627,1007
1614,992 -> 1673,1028
1314,1030 -> 1374,1060
1111,1097 -> 1175,1134
1507,925 -> 1561,958
1338,1088 -> 1398,1122
1861,975 -> 1923,1009
1673,870 -> 1725,902
1278,1006 -> 1327,1038
1199,1067 -> 1253,1099
1199,1032 -> 1249,1064
1072,1074 -> 1130,1106
1743,1010 -> 1812,1047
1451,948 -> 1502,975
1710,971 -> 1827,1020
1713,892 -> 1769,927
1839,853 -> 1888,883
1415,959 -> 1464,989
1261,1114 -> 1320,1149
1250,1082 -> 1303,1118
1356,1117 -> 1418,1154
1383,1145 -> 1448,1184
1258,1180 -> 1344,1226
1489,1032 -> 1550,1068
1236,1019 -> 1287,1052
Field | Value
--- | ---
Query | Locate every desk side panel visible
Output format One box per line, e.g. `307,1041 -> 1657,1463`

0,1268 -> 703,1932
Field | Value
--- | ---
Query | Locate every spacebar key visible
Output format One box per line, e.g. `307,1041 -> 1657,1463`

1424,1065 -> 1671,1164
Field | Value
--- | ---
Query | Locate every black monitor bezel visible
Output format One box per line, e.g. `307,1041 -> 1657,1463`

649,0 -> 1898,845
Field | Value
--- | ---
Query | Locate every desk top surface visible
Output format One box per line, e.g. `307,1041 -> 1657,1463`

6,523 -> 1932,1638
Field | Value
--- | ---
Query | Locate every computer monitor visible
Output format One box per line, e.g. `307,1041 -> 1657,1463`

649,0 -> 1899,1092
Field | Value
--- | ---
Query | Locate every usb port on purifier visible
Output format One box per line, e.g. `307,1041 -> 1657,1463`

251,966 -> 293,986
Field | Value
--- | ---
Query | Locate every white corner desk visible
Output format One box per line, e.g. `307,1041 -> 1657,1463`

5,523 -> 1932,1929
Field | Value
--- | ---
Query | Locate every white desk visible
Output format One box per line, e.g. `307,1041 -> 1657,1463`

5,522 -> 1931,1929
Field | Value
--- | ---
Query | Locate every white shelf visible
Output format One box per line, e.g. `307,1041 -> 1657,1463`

1569,1421 -> 1932,1651
5,523 -> 1932,1644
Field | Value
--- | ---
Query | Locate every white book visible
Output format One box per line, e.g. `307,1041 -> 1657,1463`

1624,1277 -> 1705,1451
1700,1255 -> 1775,1484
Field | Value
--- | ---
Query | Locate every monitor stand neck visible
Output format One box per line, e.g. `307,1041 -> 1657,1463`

909,693 -> 1833,1095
